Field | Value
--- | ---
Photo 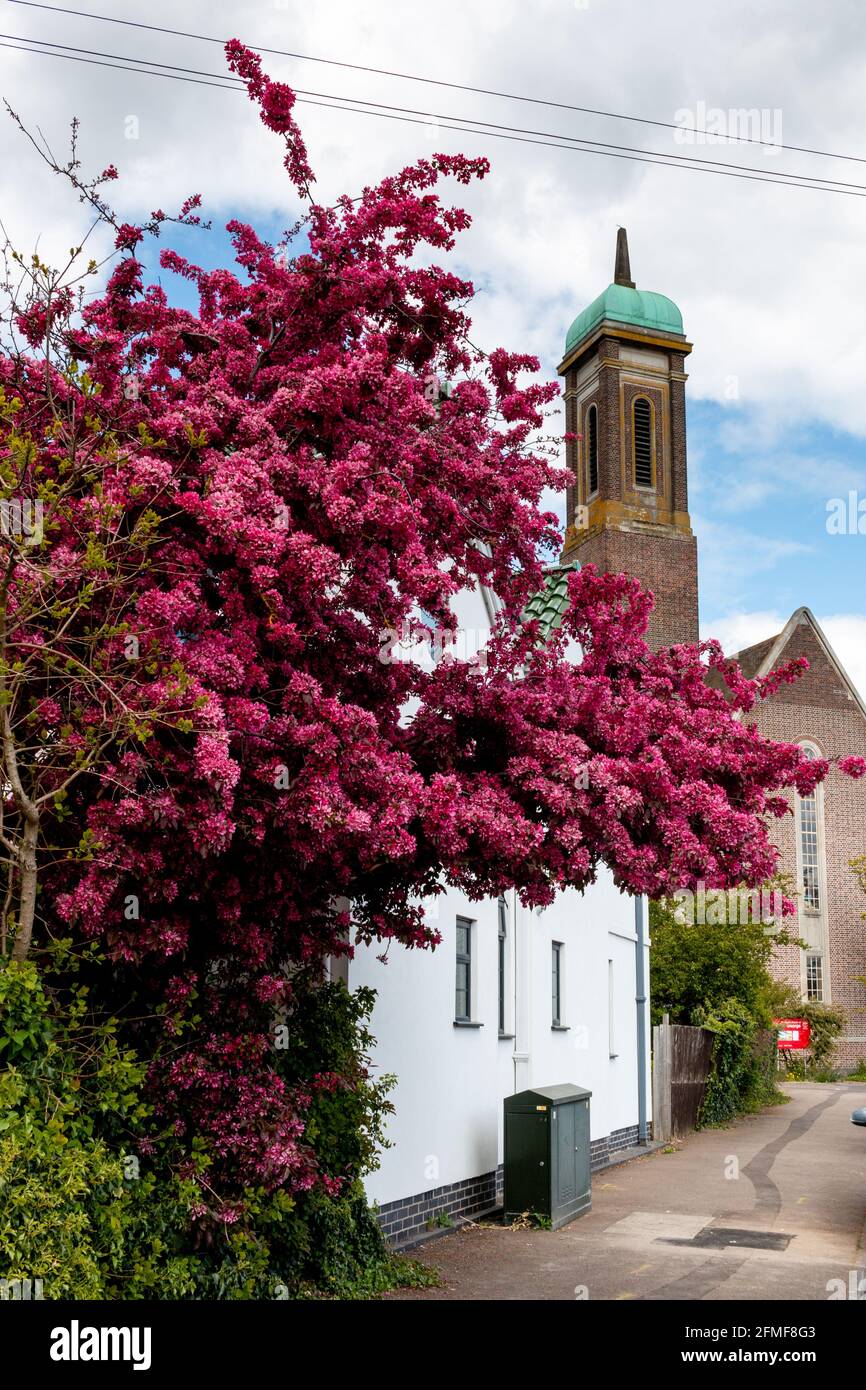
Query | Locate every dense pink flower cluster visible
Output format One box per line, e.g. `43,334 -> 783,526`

6,43 -> 858,1205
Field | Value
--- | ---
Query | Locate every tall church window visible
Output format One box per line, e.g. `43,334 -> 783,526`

797,745 -> 821,913
632,396 -> 653,488
586,404 -> 599,495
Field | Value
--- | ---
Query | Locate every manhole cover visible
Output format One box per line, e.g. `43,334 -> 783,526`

663,1225 -> 793,1252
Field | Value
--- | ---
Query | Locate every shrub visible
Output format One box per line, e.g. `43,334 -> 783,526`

649,893 -> 797,1029
693,998 -> 782,1127
0,956 -> 425,1299
799,1001 -> 847,1069
780,1001 -> 847,1078
0,959 -> 143,1298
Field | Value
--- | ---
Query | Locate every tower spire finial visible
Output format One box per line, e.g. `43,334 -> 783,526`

614,227 -> 635,288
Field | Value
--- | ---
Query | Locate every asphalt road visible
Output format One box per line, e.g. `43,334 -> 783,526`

386,1083 -> 866,1301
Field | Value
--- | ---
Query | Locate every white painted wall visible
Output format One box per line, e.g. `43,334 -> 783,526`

351,574 -> 650,1208
352,872 -> 647,1207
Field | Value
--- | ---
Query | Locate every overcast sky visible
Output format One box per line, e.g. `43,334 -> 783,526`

1,0 -> 865,696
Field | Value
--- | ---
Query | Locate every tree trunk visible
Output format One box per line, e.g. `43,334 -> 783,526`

11,812 -> 39,962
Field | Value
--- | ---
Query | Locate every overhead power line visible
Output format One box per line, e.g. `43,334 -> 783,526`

5,0 -> 866,168
4,30 -> 866,193
2,35 -> 866,200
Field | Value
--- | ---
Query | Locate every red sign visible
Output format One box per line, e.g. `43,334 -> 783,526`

774,1018 -> 811,1050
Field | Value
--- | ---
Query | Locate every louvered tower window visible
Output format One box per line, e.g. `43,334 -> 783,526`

586,404 -> 598,495
632,397 -> 653,488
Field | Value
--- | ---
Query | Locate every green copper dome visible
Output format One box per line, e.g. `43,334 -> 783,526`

565,283 -> 683,354
564,230 -> 683,355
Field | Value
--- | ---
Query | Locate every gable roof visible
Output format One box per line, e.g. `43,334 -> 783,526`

730,607 -> 866,721
730,633 -> 779,680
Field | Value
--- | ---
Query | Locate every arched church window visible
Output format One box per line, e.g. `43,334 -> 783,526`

586,404 -> 598,496
632,396 -> 653,488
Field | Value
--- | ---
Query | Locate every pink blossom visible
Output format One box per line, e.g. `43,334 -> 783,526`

4,40 -> 854,1211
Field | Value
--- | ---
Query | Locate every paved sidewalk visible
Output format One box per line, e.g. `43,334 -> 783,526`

386,1083 -> 866,1300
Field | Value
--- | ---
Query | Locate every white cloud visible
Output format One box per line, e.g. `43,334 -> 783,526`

818,614 -> 866,707
2,0 -> 866,433
702,609 -> 787,655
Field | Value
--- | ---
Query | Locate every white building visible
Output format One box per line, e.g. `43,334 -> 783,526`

343,567 -> 652,1244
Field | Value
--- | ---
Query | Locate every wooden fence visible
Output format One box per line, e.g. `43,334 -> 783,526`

652,1015 -> 715,1142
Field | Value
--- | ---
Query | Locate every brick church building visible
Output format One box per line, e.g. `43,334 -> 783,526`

725,613 -> 866,1069
558,230 -> 866,1069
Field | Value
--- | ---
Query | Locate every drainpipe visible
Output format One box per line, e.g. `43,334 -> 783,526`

634,894 -> 649,1144
512,888 -> 531,1094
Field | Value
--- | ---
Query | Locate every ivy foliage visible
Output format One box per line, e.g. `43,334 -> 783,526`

691,998 -> 780,1127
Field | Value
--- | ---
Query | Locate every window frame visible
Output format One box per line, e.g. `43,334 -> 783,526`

586,402 -> 599,498
455,915 -> 474,1024
497,897 -> 508,1037
632,394 -> 655,491
608,957 -> 617,1058
551,941 -> 564,1029
805,951 -> 824,1003
796,744 -> 823,916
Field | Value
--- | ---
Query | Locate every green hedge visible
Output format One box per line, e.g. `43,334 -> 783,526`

693,999 -> 782,1127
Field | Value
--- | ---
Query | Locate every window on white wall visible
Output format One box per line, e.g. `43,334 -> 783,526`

608,959 -> 617,1057
455,917 -> 473,1022
551,942 -> 563,1027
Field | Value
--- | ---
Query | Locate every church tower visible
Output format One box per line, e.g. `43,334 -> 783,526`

558,230 -> 698,649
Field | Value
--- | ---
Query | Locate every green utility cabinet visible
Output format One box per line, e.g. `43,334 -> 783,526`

503,1083 -> 592,1229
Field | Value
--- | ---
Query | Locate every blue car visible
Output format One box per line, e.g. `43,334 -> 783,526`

852,1108 -> 866,1126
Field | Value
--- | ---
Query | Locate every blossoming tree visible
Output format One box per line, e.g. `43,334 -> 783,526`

1,42 -> 863,1208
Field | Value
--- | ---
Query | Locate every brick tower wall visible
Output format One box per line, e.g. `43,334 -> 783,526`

571,527 -> 699,651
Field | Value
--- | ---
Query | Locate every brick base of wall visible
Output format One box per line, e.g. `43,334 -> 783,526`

377,1167 -> 504,1245
589,1122 -> 642,1168
835,1039 -> 866,1073
378,1124 -> 650,1246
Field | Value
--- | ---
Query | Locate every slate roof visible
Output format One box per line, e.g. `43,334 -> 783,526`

730,633 -> 779,679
